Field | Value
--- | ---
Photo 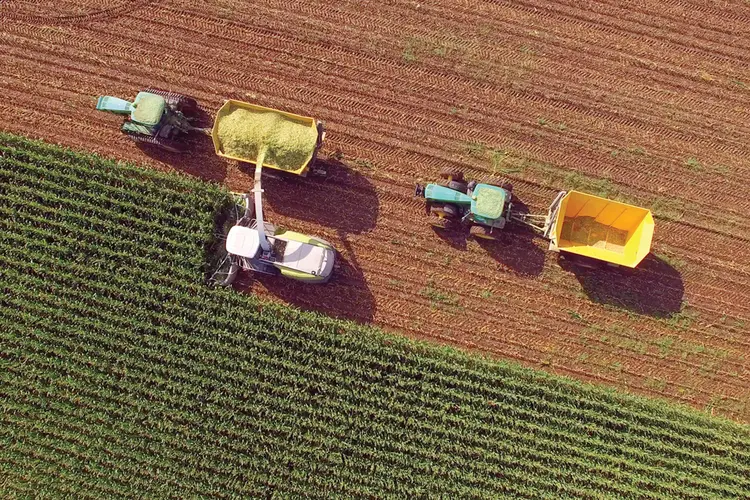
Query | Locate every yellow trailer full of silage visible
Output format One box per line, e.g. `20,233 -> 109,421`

546,191 -> 654,268
211,100 -> 325,176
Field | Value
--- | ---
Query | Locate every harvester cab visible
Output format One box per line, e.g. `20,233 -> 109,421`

416,168 -> 513,240
95,89 -> 201,153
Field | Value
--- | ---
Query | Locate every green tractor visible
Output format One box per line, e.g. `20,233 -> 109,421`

95,89 -> 204,152
415,168 -> 514,240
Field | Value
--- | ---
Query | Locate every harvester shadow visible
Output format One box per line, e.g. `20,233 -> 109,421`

560,253 -> 684,318
252,156 -> 379,235
136,131 -> 227,183
235,237 -> 376,323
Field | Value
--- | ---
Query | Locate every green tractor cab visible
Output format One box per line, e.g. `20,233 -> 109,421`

95,89 -> 201,152
416,169 -> 513,240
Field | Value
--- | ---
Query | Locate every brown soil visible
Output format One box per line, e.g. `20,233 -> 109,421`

1,0 -> 748,422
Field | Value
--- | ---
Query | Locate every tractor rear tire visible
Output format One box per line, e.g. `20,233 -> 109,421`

470,224 -> 498,240
430,204 -> 458,219
490,181 -> 513,193
448,180 -> 468,193
439,168 -> 464,182
143,88 -> 198,115
124,132 -> 185,153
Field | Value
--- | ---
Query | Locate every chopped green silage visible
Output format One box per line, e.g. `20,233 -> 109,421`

475,187 -> 505,219
217,108 -> 318,171
132,93 -> 165,126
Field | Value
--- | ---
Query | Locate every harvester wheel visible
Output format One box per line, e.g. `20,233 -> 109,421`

439,168 -> 464,182
448,180 -> 468,193
470,224 -> 498,240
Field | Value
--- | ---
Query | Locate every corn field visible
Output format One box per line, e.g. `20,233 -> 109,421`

1,133 -> 748,498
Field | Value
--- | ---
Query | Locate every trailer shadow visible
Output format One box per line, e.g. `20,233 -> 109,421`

135,131 -> 227,183
254,156 -> 379,235
560,253 -> 684,317
234,238 -> 375,323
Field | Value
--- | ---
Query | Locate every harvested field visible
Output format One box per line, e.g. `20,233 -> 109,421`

1,0 -> 749,422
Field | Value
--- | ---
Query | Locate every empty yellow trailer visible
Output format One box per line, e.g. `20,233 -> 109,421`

546,191 -> 654,268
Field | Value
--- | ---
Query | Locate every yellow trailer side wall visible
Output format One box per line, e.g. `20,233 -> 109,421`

555,191 -> 654,267
211,100 -> 318,175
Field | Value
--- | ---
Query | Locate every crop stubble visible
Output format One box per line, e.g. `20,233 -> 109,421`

0,0 -> 748,420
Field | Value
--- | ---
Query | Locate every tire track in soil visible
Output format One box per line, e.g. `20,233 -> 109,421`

1,1 -> 749,421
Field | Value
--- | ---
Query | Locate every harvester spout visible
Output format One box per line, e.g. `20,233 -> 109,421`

95,96 -> 133,115
252,147 -> 271,252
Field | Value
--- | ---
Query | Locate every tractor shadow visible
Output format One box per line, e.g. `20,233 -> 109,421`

476,195 -> 546,276
135,130 -> 227,183
251,155 -> 379,235
475,228 -> 546,277
234,237 -> 376,323
430,224 -> 468,251
427,196 -> 545,276
560,253 -> 684,318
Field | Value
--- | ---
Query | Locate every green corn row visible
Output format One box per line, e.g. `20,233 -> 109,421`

1,132 -> 749,499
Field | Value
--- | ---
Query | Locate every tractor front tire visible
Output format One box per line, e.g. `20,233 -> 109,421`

439,168 -> 464,182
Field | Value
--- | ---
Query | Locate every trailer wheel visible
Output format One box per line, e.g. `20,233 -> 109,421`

560,253 -> 604,270
439,168 -> 464,182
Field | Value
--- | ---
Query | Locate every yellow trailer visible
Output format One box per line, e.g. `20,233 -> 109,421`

543,191 -> 654,268
210,99 -> 326,176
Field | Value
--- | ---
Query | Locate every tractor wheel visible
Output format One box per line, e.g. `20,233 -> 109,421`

124,132 -> 185,153
490,181 -> 513,193
429,216 -> 448,229
470,224 -> 499,240
439,168 -> 464,182
431,204 -> 458,218
143,88 -> 198,115
448,180 -> 468,193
